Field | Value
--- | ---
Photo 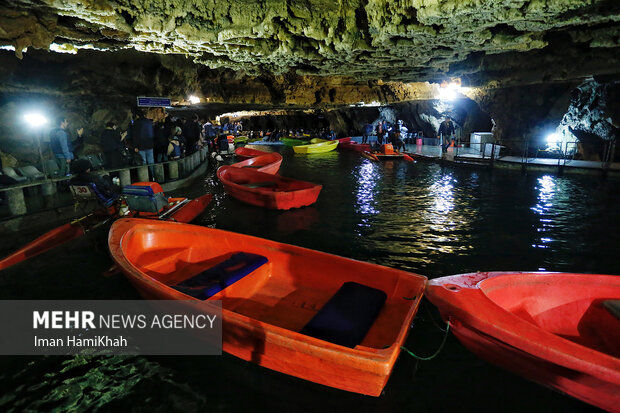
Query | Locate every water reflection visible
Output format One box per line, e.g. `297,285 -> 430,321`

531,175 -> 556,249
355,161 -> 380,216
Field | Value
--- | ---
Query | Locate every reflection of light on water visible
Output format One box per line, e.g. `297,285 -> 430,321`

420,173 -> 472,254
430,174 -> 454,214
355,161 -> 379,215
531,175 -> 555,215
531,175 -> 556,250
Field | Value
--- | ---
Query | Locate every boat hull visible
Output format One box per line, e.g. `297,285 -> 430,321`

282,138 -> 309,146
293,141 -> 338,154
218,166 -> 321,209
231,152 -> 282,174
108,219 -> 427,396
340,142 -> 370,152
0,192 -> 212,271
234,147 -> 268,160
426,271 -> 620,412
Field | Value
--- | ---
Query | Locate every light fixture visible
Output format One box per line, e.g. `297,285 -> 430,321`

546,133 -> 559,144
437,82 -> 460,101
24,113 -> 48,128
188,95 -> 200,104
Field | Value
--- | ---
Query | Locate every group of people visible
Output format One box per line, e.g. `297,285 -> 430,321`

98,111 -> 240,171
361,120 -> 410,151
44,111 -> 459,180
360,116 -> 457,153
48,117 -> 87,177
248,127 -> 336,142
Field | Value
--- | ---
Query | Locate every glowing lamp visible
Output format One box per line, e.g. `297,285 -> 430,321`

437,82 -> 461,101
188,95 -> 200,104
546,133 -> 559,144
24,113 -> 48,128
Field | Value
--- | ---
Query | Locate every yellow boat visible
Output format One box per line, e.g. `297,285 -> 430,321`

293,140 -> 339,154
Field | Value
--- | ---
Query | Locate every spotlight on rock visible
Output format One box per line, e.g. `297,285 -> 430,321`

546,133 -> 559,144
437,80 -> 464,101
24,113 -> 48,128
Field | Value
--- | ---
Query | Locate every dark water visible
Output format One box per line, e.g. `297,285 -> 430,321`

1,147 -> 618,412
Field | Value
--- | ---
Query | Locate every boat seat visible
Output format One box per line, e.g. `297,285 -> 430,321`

603,300 -> 620,320
17,165 -> 45,180
69,182 -> 117,207
172,252 -> 268,300
2,167 -> 28,183
122,184 -> 169,213
300,282 -> 387,348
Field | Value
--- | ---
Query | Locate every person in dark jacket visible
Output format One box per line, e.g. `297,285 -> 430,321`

69,159 -> 118,207
100,121 -> 124,169
153,120 -> 168,163
50,116 -> 73,176
182,114 -> 201,155
362,123 -> 373,144
128,110 -> 154,165
438,116 -> 456,153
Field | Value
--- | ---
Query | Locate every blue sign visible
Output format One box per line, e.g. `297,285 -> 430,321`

137,97 -> 171,107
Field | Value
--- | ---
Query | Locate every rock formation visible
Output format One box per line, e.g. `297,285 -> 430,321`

1,1 -> 620,163
2,0 -> 620,85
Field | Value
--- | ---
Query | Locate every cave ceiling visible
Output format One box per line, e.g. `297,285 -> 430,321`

1,0 -> 620,87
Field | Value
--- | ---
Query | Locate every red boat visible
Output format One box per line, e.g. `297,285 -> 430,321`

337,137 -> 352,144
217,166 -> 321,210
362,144 -> 414,162
108,219 -> 427,396
0,182 -> 212,271
231,152 -> 282,175
340,141 -> 370,152
235,147 -> 269,160
426,271 -> 620,412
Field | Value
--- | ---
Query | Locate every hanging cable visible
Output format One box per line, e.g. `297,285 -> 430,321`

401,322 -> 450,361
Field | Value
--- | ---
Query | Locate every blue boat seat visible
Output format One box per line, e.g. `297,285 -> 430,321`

122,184 -> 169,213
172,252 -> 268,300
300,282 -> 387,348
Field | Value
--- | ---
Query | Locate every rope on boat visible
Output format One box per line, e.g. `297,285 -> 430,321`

400,322 -> 450,361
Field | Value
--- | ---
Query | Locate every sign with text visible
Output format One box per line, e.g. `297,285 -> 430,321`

0,300 -> 222,355
137,97 -> 171,107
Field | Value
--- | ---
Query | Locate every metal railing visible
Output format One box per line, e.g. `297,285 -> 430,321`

0,147 -> 210,220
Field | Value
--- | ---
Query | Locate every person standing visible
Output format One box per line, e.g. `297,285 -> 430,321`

362,122 -> 373,145
100,121 -> 125,169
153,120 -> 169,163
129,110 -> 155,166
438,116 -> 456,153
50,116 -> 73,176
183,114 -> 201,155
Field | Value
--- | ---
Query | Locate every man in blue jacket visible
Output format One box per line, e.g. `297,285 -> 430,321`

50,116 -> 73,176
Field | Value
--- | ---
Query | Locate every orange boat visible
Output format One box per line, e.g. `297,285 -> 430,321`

108,219 -> 427,396
235,147 -> 268,160
217,166 -> 321,210
362,144 -> 414,162
231,152 -> 282,174
426,271 -> 620,412
0,182 -> 212,271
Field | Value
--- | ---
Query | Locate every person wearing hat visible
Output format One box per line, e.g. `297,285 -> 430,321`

69,159 -> 119,206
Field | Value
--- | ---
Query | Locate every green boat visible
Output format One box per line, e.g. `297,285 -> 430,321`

282,138 -> 310,146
